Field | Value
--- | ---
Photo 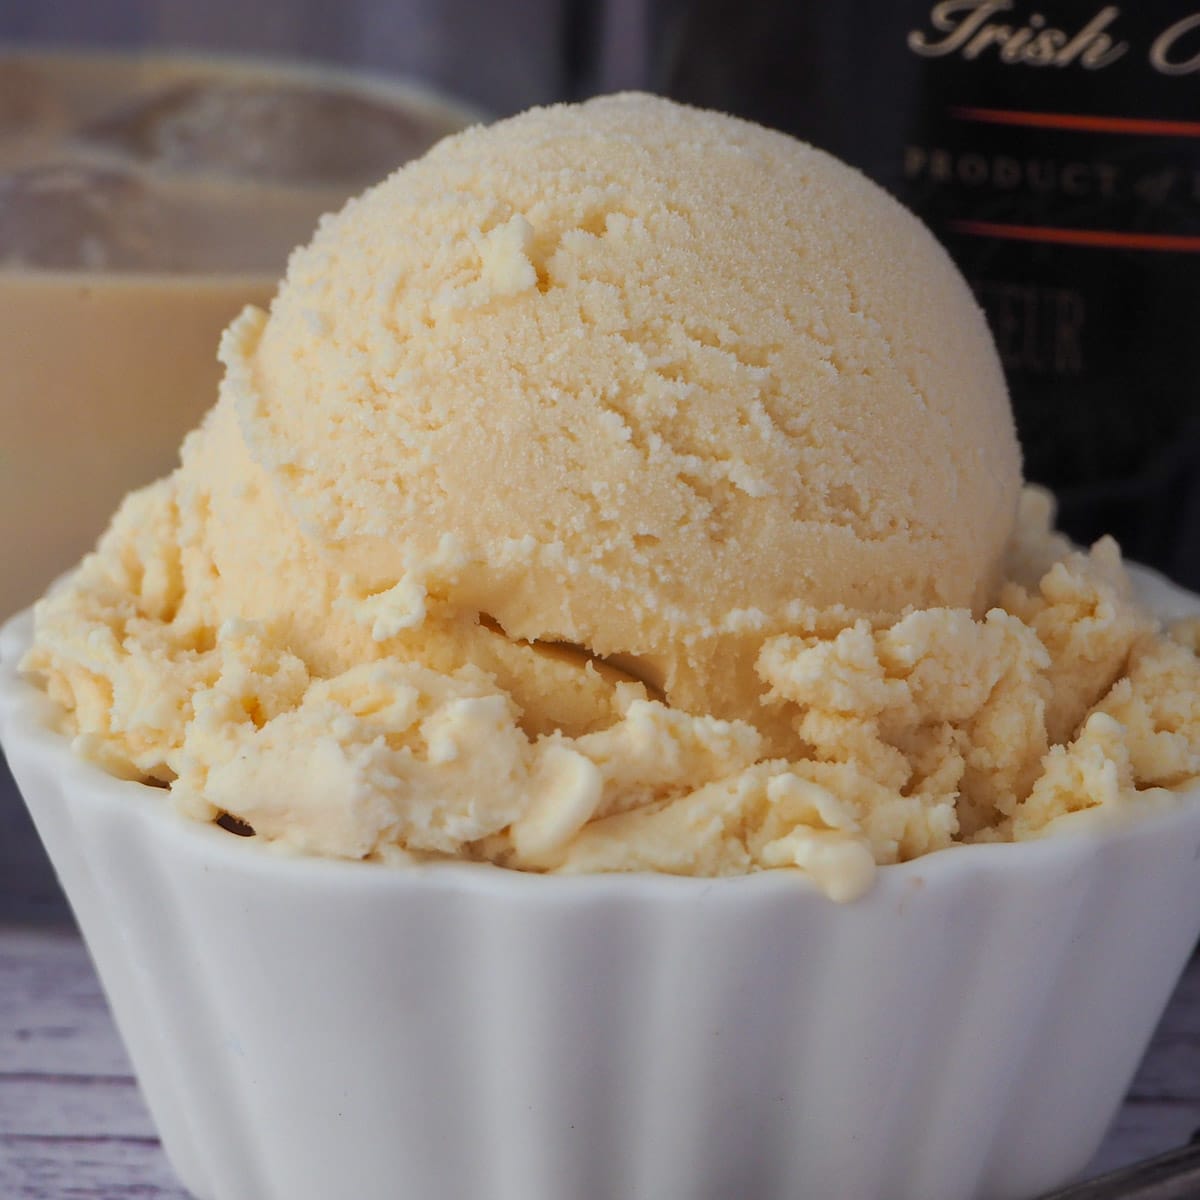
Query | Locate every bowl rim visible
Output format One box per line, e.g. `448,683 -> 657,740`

4,569 -> 1200,905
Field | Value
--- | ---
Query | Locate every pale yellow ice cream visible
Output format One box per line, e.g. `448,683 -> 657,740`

22,94 -> 1200,899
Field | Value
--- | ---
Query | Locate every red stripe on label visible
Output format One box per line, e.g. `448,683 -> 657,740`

951,106 -> 1200,139
950,220 -> 1200,252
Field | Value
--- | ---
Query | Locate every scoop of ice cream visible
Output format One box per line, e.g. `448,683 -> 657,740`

231,92 -> 1020,720
24,94 -> 1200,900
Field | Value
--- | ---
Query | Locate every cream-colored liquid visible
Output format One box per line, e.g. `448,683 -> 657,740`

0,272 -> 275,610
0,49 -> 471,617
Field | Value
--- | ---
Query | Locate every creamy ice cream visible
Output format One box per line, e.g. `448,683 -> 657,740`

22,94 -> 1200,900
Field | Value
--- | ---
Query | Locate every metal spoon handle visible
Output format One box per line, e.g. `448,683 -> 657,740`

1040,1141 -> 1200,1199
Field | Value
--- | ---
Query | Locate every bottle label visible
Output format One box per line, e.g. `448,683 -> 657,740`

897,2 -> 1200,574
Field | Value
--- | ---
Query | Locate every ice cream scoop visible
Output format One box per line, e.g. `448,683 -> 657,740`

231,92 -> 1020,722
22,94 -> 1197,893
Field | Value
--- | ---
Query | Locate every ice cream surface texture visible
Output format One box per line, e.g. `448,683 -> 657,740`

23,94 -> 1200,899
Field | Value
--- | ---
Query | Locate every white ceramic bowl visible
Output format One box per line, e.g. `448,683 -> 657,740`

4,576 -> 1200,1200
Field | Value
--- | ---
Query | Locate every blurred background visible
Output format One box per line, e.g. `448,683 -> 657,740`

0,0 -> 650,113
2,0 -> 1198,921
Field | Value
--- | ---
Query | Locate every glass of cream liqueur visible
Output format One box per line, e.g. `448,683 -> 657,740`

0,48 -> 473,618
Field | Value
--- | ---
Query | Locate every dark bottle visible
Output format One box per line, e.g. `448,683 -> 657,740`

655,1 -> 1200,589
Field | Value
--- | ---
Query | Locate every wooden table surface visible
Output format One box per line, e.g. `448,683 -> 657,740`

2,772 -> 1200,1198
